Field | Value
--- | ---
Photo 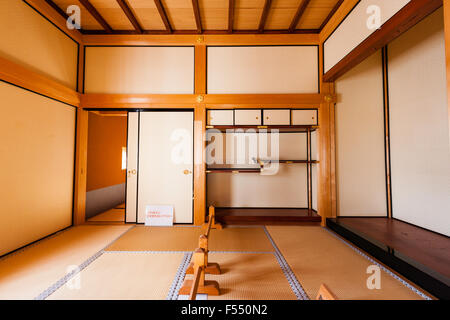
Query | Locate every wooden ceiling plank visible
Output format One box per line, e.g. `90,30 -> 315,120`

116,0 -> 143,33
258,0 -> 272,33
79,0 -> 113,33
289,0 -> 312,33
319,0 -> 344,31
192,0 -> 203,33
154,0 -> 172,33
228,0 -> 235,33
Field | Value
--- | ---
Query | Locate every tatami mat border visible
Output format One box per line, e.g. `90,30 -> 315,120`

167,252 -> 193,300
34,226 -> 136,300
324,228 -> 432,300
0,227 -> 71,262
263,227 -> 309,300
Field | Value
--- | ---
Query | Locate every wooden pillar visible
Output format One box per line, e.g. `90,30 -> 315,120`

73,43 -> 87,225
318,83 -> 335,226
329,83 -> 337,219
194,44 -> 207,225
73,108 -> 88,225
444,0 -> 450,143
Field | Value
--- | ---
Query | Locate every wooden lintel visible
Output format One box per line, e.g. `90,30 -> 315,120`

323,0 -> 443,82
0,56 -> 81,107
25,0 -> 83,43
80,93 -> 335,109
81,33 -> 320,46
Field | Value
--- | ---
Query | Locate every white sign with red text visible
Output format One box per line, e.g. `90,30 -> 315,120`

145,205 -> 174,226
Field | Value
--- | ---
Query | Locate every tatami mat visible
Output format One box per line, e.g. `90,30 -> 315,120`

267,226 -> 426,300
209,227 -> 274,252
0,225 -> 132,299
88,209 -> 125,222
105,226 -> 274,252
191,253 -> 296,300
47,252 -> 183,300
106,226 -> 203,252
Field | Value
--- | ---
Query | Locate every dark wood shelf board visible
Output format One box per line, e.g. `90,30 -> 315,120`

206,125 -> 318,133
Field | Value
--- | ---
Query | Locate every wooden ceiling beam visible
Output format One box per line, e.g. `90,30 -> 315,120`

289,0 -> 311,33
80,29 -> 320,35
44,0 -> 68,19
116,0 -> 143,34
191,0 -> 203,33
323,0 -> 443,82
258,0 -> 272,33
154,0 -> 172,33
319,0 -> 344,31
228,0 -> 235,34
79,0 -> 113,33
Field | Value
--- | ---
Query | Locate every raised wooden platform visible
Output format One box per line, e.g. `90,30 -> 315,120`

215,208 -> 321,225
327,217 -> 450,300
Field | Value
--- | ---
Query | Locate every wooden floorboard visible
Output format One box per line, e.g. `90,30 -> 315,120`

335,218 -> 450,279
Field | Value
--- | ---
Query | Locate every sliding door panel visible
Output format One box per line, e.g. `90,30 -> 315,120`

137,112 -> 194,224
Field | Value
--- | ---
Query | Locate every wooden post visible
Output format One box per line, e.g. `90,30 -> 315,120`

193,44 -> 207,226
73,108 -> 88,225
186,234 -> 221,275
444,0 -> 450,144
180,248 -> 220,296
318,83 -> 334,226
203,206 -> 222,231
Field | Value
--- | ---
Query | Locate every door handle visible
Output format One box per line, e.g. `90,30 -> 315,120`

183,169 -> 192,175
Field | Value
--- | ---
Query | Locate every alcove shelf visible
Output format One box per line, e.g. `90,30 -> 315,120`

206,107 -> 320,225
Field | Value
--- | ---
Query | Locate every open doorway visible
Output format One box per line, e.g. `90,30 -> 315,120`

85,111 -> 128,223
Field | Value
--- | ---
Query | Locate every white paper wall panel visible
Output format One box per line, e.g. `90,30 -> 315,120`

207,165 -> 308,208
335,51 -> 386,217
85,47 -> 195,94
388,9 -> 450,236
0,82 -> 75,256
206,132 -> 308,166
207,132 -> 308,207
0,1 -> 78,89
207,46 -> 319,94
324,0 -> 410,73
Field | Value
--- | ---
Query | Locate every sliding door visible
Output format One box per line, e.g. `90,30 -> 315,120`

135,111 -> 194,224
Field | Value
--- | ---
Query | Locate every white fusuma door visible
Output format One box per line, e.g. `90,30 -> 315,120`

137,111 -> 194,224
